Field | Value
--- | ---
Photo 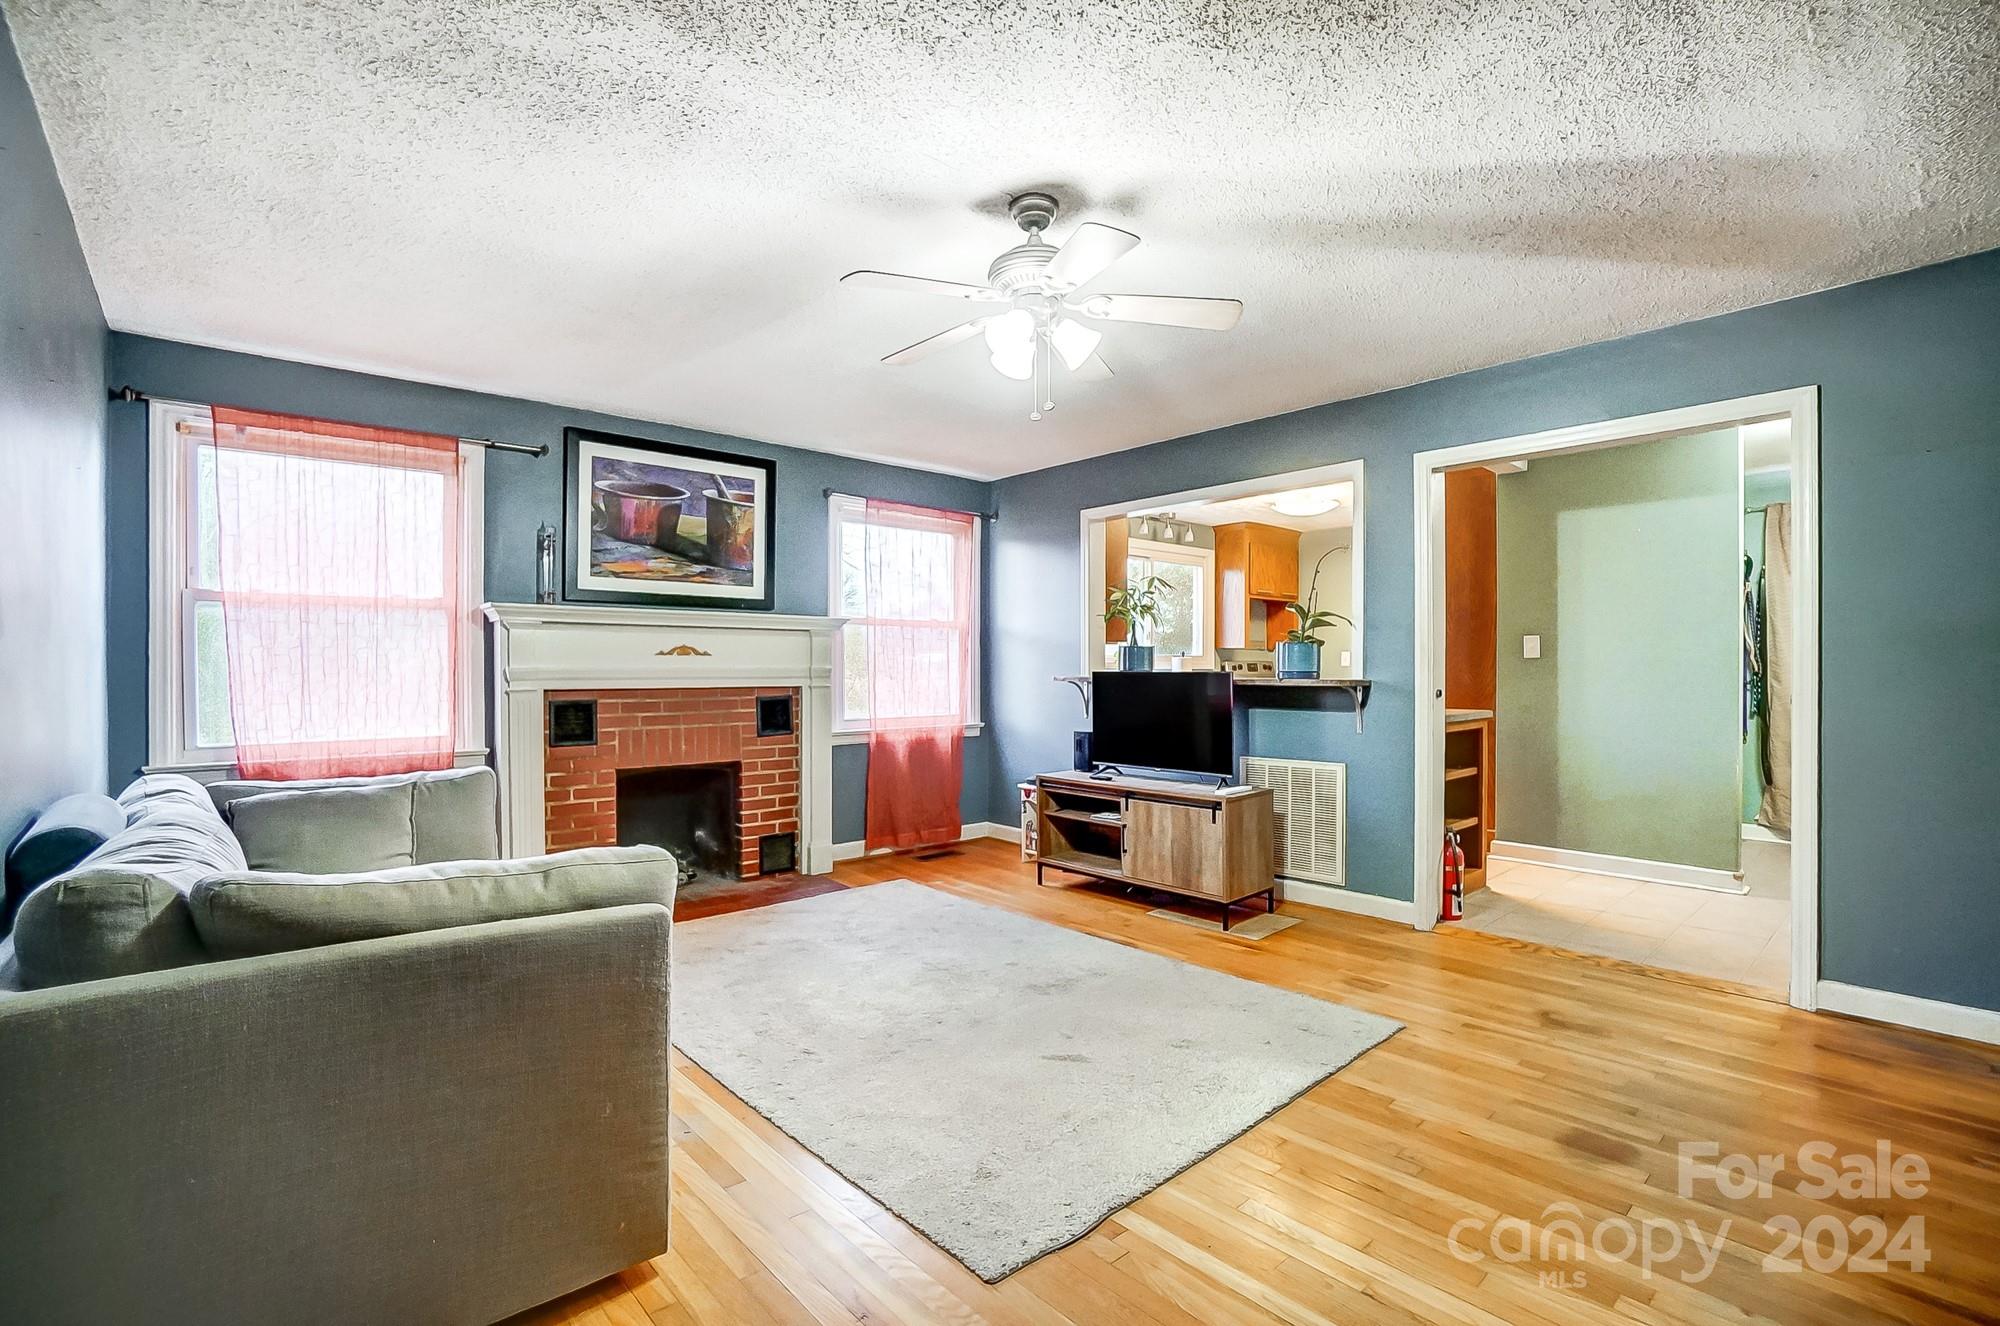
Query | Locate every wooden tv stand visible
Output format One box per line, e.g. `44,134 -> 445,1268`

1031,771 -> 1276,930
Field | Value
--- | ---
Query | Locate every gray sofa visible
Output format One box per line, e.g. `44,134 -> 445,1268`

0,769 -> 675,1326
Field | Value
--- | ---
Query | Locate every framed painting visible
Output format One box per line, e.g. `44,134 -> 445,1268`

562,427 -> 775,610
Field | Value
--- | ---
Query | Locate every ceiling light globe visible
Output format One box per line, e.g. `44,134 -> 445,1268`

983,308 -> 1036,355
1271,488 -> 1342,517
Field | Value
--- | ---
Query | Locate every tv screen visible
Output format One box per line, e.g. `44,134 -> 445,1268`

1090,671 -> 1235,777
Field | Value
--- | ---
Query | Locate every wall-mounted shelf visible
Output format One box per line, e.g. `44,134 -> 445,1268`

1230,678 -> 1372,733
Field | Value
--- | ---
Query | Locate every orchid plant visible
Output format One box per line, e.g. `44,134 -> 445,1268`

1283,548 -> 1354,646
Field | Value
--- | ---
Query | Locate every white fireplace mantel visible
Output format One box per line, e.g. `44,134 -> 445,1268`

482,602 -> 847,873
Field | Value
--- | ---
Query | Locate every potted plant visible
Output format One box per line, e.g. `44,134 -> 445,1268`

1277,549 -> 1354,679
1104,575 -> 1170,671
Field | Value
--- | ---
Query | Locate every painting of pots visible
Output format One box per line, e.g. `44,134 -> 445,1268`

563,427 -> 774,609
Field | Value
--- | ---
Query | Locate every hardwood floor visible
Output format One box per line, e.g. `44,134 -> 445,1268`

513,840 -> 2000,1326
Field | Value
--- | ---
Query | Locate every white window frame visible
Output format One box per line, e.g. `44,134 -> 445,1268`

1115,537 -> 1218,671
825,492 -> 983,743
145,398 -> 488,774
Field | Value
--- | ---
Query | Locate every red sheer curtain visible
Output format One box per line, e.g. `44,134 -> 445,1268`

862,499 -> 976,852
209,406 -> 462,779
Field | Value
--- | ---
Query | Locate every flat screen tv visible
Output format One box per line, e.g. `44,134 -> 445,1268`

1090,671 -> 1235,778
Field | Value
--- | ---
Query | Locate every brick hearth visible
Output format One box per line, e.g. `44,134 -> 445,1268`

542,687 -> 800,878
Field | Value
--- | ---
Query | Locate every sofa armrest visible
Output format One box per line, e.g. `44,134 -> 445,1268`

0,904 -> 670,1326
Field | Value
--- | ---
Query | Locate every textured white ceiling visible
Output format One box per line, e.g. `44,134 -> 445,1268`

11,1 -> 1999,478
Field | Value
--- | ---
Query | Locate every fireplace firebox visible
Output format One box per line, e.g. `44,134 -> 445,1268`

617,764 -> 739,882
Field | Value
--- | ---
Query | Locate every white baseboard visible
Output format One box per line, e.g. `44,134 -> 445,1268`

1280,878 -> 1419,926
1816,981 -> 2000,1047
1490,841 -> 1747,894
831,822 -> 1009,863
1741,823 -> 1790,844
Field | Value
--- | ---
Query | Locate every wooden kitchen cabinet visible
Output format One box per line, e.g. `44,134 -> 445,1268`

1104,516 -> 1130,644
1244,525 -> 1300,601
1215,522 -> 1302,649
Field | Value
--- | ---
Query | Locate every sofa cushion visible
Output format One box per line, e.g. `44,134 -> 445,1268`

207,767 -> 499,864
4,792 -> 126,930
188,846 -> 678,958
11,776 -> 244,988
225,782 -> 417,873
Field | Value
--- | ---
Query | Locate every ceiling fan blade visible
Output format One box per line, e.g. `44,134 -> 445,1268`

841,270 -> 1004,301
1071,293 -> 1243,331
1067,351 -> 1114,382
882,318 -> 987,365
1043,223 -> 1140,289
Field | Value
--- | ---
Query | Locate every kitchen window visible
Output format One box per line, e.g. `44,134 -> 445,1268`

1109,539 -> 1216,670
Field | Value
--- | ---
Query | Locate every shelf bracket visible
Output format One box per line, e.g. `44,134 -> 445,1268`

1337,681 -> 1366,734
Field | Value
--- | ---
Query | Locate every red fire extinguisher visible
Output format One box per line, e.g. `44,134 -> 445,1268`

1440,830 -> 1465,922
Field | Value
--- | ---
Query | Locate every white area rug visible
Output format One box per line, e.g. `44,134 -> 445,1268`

672,880 -> 1401,1280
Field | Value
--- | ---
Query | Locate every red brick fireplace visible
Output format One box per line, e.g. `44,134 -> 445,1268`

542,686 -> 801,878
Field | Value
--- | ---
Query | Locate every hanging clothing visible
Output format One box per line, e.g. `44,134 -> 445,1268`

1742,554 -> 1764,735
1757,502 -> 1794,835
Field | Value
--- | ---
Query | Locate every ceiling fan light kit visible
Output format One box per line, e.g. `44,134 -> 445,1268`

841,191 -> 1244,420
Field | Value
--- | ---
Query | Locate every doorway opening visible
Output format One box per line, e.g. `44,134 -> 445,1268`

1414,388 -> 1820,1010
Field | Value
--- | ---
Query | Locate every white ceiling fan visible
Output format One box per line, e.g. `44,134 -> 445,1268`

841,192 -> 1243,419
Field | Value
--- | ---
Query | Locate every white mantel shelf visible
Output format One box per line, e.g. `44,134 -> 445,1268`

483,602 -> 848,633
482,602 -> 846,873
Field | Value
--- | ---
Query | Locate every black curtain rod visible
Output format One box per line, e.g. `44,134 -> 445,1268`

824,486 -> 998,524
107,386 -> 549,457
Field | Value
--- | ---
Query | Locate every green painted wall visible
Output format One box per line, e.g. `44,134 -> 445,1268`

1742,468 -> 1793,824
1495,429 -> 1741,871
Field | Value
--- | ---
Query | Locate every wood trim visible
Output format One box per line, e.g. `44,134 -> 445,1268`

1490,841 -> 1748,893
1817,980 -> 2000,1045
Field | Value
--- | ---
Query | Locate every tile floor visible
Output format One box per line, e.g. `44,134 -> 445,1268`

1456,837 -> 1792,992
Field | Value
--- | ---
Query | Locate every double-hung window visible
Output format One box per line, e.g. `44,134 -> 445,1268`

1111,538 -> 1216,670
147,400 -> 486,771
827,493 -> 982,735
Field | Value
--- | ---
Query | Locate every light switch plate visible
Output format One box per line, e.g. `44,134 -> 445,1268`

1339,650 -> 1352,668
1523,634 -> 1542,659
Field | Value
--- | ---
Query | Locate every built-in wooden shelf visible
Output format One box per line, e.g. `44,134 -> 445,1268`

1444,713 -> 1496,896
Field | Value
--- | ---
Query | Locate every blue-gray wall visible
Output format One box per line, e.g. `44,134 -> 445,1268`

989,248 -> 2000,1013
1,10 -> 107,849
102,335 -> 992,843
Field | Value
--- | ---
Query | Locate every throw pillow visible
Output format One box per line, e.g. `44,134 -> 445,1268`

4,792 -> 125,930
225,782 -> 417,873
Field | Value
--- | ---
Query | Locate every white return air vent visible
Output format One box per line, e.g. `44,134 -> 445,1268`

1240,756 -> 1346,887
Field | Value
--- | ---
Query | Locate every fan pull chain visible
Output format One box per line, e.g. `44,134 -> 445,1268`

1029,329 -> 1046,420
1043,330 -> 1057,416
